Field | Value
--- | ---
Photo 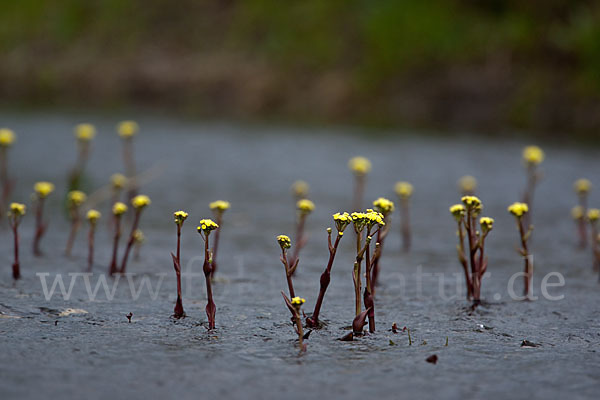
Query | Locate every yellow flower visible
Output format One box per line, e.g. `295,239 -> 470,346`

365,208 -> 385,229
118,120 -> 139,138
111,173 -> 127,190
348,156 -> 371,176
333,212 -> 351,232
523,145 -> 544,165
479,217 -> 494,232
86,209 -> 101,224
571,206 -> 584,220
68,190 -> 87,207
351,211 -> 368,232
112,202 -> 128,216
291,297 -> 305,306
0,128 -> 16,147
8,202 -> 26,217
291,180 -> 309,198
174,210 -> 188,225
133,229 -> 145,243
574,178 -> 591,194
588,208 -> 600,222
131,194 -> 151,210
297,199 -> 315,214
209,200 -> 230,213
198,218 -> 219,234
33,181 -> 55,199
395,181 -> 413,199
277,234 -> 292,250
449,204 -> 466,220
74,123 -> 96,141
373,197 -> 395,216
458,175 -> 477,193
508,202 -> 529,218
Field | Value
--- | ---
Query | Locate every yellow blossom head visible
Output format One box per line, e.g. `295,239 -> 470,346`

33,181 -> 55,199
0,129 -> 16,147
449,204 -> 466,221
373,197 -> 395,216
8,202 -> 26,217
333,212 -> 351,233
458,175 -> 477,194
118,121 -> 139,138
86,209 -> 101,224
523,145 -> 544,166
508,202 -> 529,218
351,211 -> 368,232
210,200 -> 230,214
74,123 -> 96,142
111,173 -> 127,190
365,208 -> 385,229
112,202 -> 128,216
198,219 -> 219,235
297,199 -> 315,215
574,178 -> 592,195
132,194 -> 151,210
479,217 -> 494,233
68,190 -> 87,207
395,182 -> 413,199
291,297 -> 305,307
348,156 -> 371,176
461,195 -> 482,215
588,208 -> 600,222
291,180 -> 309,198
133,229 -> 145,243
571,206 -> 584,220
174,210 -> 188,225
277,234 -> 292,250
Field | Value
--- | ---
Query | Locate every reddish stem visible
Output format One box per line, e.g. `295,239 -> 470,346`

33,197 -> 47,256
306,233 -> 341,327
88,225 -> 95,272
203,235 -> 216,329
65,208 -> 80,257
11,218 -> 20,280
109,215 -> 122,275
119,210 -> 141,273
210,213 -> 223,279
401,199 -> 411,252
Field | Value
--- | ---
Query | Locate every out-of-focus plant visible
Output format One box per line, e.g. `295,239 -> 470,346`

587,208 -> 600,272
508,202 -> 533,299
32,181 -> 55,256
458,175 -> 477,196
289,198 -> 314,274
573,178 -> 591,248
86,209 -> 101,271
120,194 -> 150,273
371,197 -> 394,292
68,123 -> 95,192
0,128 -> 16,222
209,200 -> 230,279
109,201 -> 127,275
394,182 -> 413,252
117,121 -> 139,201
7,202 -> 25,280
348,156 -> 371,211
65,190 -> 87,257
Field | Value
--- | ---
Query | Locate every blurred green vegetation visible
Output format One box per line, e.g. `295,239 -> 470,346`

1,0 -> 600,135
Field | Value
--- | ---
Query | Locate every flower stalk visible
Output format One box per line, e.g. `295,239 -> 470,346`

109,202 -> 127,275
394,182 -> 412,252
587,209 -> 600,272
32,182 -> 55,256
277,235 -> 297,298
67,124 -> 95,192
86,210 -> 101,271
118,121 -> 139,201
120,194 -> 150,273
198,219 -> 219,329
508,202 -> 534,299
171,211 -> 188,318
521,145 -> 544,226
0,129 -> 16,222
65,190 -> 87,257
349,156 -> 371,211
209,200 -> 230,279
8,203 -> 25,280
282,294 -> 307,352
289,198 -> 314,273
574,179 -> 591,249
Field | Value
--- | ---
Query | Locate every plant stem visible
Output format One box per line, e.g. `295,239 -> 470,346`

87,225 -> 95,271
123,139 -> 137,201
281,250 -> 296,298
33,197 -> 46,256
173,224 -> 184,318
210,213 -> 223,279
289,213 -> 306,275
11,217 -> 20,280
203,234 -> 216,329
109,215 -> 122,275
119,210 -> 141,273
457,219 -> 472,299
518,218 -> 531,299
401,198 -> 411,252
352,174 -> 365,211
65,207 -> 80,257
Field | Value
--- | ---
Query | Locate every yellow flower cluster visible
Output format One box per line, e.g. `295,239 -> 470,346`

291,297 -> 305,306
277,234 -> 292,249
8,202 -> 26,217
111,173 -> 127,190
68,190 -> 87,207
395,181 -> 413,199
112,202 -> 128,216
297,199 -> 315,214
118,121 -> 139,138
174,210 -> 188,225
373,197 -> 395,216
0,129 -> 16,147
86,209 -> 101,224
449,204 -> 466,220
198,219 -> 219,234
348,156 -> 371,176
75,123 -> 96,141
461,195 -> 482,215
458,175 -> 477,193
523,145 -> 544,165
333,212 -> 351,233
132,194 -> 151,210
574,178 -> 591,194
210,200 -> 230,213
133,229 -> 145,243
479,217 -> 494,232
508,202 -> 529,218
588,208 -> 600,222
571,206 -> 584,220
291,180 -> 309,198
34,181 -> 55,199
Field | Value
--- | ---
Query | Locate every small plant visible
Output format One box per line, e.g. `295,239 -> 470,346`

198,218 -> 219,329
458,175 -> 477,196
109,202 -> 127,275
209,200 -> 230,278
120,194 -> 151,273
394,182 -> 413,252
371,197 -> 395,291
68,124 -> 95,192
289,198 -> 314,273
0,128 -> 16,221
281,294 -> 307,352
573,178 -> 591,249
277,234 -> 297,298
508,202 -> 533,299
291,180 -> 309,203
65,190 -> 87,257
117,121 -> 139,200
521,145 -> 544,222
86,210 -> 101,271
306,212 -> 351,327
587,208 -> 600,271
8,202 -> 25,280
108,173 -> 127,229
133,229 -> 145,261
171,211 -> 188,318
450,196 -> 494,305
348,156 -> 371,211
32,181 -> 55,256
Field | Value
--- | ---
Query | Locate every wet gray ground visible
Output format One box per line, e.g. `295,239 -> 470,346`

1,111 -> 599,399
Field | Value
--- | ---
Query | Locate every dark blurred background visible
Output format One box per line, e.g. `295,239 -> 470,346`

1,0 -> 600,137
